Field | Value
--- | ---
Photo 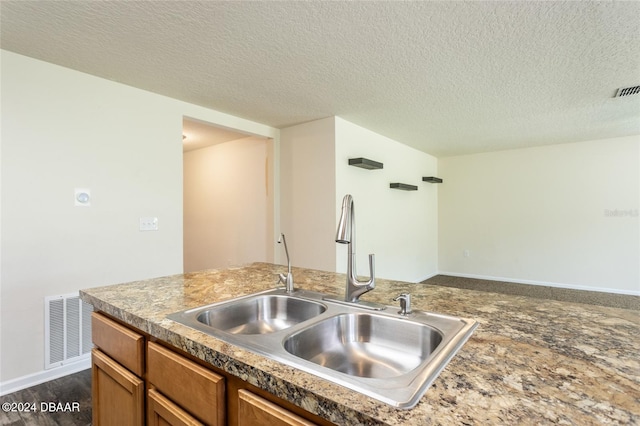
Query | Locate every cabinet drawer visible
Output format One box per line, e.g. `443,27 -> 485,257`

238,390 -> 317,426
92,312 -> 144,376
148,341 -> 225,426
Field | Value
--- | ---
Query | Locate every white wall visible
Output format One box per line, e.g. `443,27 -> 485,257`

0,50 -> 277,387
335,117 -> 439,282
183,136 -> 272,272
438,136 -> 640,294
279,118 -> 336,271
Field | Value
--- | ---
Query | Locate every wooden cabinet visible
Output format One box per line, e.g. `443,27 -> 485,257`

237,390 -> 317,426
148,341 -> 225,426
91,311 -> 332,426
92,348 -> 144,426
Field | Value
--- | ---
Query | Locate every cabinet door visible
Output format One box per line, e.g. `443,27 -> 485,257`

92,348 -> 144,426
237,390 -> 317,426
148,388 -> 204,426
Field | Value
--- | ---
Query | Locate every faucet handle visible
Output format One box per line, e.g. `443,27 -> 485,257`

367,254 -> 375,287
278,272 -> 294,293
393,293 -> 412,315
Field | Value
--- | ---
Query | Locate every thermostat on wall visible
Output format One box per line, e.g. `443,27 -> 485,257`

74,188 -> 91,206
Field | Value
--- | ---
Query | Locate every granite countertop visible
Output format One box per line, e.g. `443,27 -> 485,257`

80,263 -> 640,425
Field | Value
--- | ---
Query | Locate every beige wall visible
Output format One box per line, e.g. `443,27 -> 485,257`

438,135 -> 640,294
183,136 -> 273,272
279,118 -> 337,271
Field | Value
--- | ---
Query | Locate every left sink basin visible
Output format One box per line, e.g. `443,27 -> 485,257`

168,291 -> 326,335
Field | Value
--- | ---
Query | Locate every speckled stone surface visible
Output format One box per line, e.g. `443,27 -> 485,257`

80,263 -> 640,425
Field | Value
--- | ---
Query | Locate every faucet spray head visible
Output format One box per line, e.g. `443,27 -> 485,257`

335,194 -> 353,244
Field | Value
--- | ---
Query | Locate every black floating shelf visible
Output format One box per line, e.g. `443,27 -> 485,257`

390,183 -> 418,191
422,176 -> 443,183
348,157 -> 383,170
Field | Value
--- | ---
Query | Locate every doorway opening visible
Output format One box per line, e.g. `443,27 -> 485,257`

182,117 -> 274,273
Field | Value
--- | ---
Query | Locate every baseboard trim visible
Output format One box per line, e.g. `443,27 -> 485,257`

437,271 -> 640,296
0,357 -> 91,396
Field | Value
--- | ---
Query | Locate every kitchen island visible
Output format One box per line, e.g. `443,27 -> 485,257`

80,263 -> 639,425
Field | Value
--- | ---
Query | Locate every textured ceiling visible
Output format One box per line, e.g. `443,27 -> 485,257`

2,1 -> 639,157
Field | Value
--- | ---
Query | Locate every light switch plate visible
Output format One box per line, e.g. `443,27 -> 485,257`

139,217 -> 158,231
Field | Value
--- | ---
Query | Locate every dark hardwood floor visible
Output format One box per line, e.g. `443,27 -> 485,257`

0,369 -> 91,426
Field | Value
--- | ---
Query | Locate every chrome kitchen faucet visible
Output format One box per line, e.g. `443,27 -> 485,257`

335,194 -> 375,303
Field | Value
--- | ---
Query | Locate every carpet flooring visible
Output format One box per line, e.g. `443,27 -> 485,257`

422,275 -> 639,310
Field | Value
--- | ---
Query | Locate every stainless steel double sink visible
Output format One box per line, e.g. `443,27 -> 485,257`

167,288 -> 477,409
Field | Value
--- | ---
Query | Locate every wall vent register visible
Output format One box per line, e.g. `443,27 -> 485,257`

615,85 -> 640,97
45,293 -> 93,369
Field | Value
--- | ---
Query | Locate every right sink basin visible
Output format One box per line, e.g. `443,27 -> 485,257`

283,313 -> 443,379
